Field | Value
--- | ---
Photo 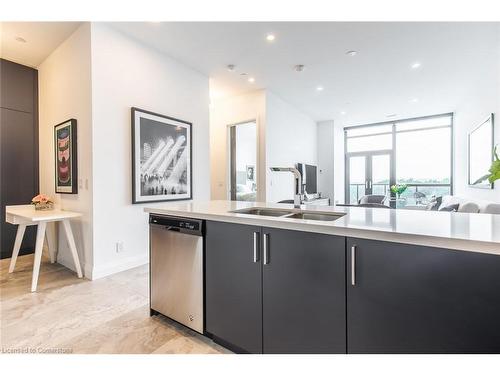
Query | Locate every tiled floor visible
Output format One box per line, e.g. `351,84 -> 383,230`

0,254 -> 230,354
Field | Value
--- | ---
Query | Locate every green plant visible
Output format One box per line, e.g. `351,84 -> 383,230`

390,183 -> 407,197
473,145 -> 500,185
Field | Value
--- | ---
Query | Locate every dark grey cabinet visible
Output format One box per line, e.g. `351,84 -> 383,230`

262,227 -> 346,353
205,221 -> 346,354
347,237 -> 500,353
205,221 -> 263,353
0,59 -> 38,259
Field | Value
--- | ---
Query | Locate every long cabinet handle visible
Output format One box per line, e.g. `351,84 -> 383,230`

263,233 -> 269,265
351,245 -> 356,286
253,232 -> 260,262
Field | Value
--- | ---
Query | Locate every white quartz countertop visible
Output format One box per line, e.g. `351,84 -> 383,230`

144,200 -> 500,255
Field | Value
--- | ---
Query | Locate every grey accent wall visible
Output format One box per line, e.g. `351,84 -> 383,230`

0,58 -> 39,259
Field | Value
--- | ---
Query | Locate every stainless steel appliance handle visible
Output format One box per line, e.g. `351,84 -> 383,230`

351,245 -> 356,286
253,232 -> 260,262
263,233 -> 269,265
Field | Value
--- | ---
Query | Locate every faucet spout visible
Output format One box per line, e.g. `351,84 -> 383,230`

269,167 -> 304,208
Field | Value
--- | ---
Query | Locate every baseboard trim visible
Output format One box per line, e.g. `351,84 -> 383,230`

90,254 -> 149,280
53,246 -> 148,281
56,252 -> 90,279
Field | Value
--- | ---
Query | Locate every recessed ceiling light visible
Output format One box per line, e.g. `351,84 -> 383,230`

409,98 -> 419,103
293,64 -> 305,72
316,86 -> 324,91
411,62 -> 421,69
248,77 -> 255,83
346,50 -> 357,56
227,64 -> 236,72
266,34 -> 275,42
387,114 -> 397,118
341,111 -> 347,115
15,36 -> 27,43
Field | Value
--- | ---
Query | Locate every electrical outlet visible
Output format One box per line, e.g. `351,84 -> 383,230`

115,241 -> 124,253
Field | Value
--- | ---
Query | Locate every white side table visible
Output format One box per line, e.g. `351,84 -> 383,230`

5,205 -> 83,292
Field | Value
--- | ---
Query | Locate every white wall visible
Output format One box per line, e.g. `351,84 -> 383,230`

265,91 -> 317,203
317,120 -> 335,202
453,24 -> 500,201
454,72 -> 500,200
90,23 -> 210,278
38,23 -> 93,277
333,122 -> 345,204
209,90 -> 318,203
209,90 -> 266,201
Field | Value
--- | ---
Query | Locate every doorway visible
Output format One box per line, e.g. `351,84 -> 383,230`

229,121 -> 257,201
346,152 -> 392,204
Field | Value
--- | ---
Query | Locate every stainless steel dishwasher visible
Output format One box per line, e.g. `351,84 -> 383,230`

149,215 -> 204,334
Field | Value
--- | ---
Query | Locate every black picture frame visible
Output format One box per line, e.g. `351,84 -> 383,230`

131,107 -> 193,204
54,119 -> 78,194
246,165 -> 255,181
468,114 -> 494,189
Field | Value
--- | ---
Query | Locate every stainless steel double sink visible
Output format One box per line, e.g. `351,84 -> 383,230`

230,207 -> 346,222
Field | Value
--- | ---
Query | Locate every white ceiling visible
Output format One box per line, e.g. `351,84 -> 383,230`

0,22 -> 81,67
2,22 -> 498,126
111,22 -> 500,125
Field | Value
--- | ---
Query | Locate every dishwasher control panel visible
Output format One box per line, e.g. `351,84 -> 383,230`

149,215 -> 203,236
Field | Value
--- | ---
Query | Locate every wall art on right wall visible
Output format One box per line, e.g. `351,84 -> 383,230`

468,114 -> 495,189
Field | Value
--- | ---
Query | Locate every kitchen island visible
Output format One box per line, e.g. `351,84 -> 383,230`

145,200 -> 500,354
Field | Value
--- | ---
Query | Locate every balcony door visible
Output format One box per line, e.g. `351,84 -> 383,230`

346,152 -> 392,204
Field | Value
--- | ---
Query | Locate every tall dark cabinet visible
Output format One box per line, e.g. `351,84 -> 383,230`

0,59 -> 39,259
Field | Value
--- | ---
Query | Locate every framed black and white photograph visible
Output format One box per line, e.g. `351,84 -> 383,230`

131,107 -> 192,203
468,114 -> 494,189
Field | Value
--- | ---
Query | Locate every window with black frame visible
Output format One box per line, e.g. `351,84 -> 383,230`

344,113 -> 453,206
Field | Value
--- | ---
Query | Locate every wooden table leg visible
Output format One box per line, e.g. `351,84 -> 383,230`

31,222 -> 47,292
9,224 -> 26,273
62,219 -> 83,278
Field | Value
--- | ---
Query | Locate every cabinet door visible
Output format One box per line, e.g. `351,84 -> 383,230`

262,228 -> 346,353
0,108 -> 38,259
0,59 -> 37,113
205,221 -> 262,353
347,237 -> 500,353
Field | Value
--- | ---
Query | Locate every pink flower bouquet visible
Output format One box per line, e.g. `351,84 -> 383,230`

31,194 -> 54,210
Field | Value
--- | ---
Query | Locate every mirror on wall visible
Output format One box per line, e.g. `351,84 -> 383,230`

229,121 -> 257,201
468,114 -> 494,189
